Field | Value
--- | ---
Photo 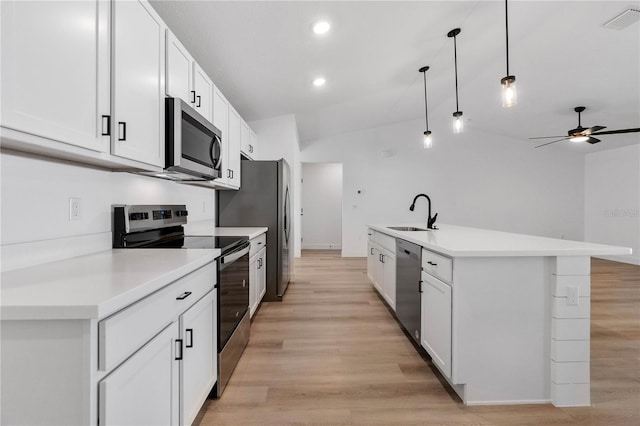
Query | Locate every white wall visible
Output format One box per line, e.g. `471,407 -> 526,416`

1,151 -> 215,269
301,163 -> 342,250
301,118 -> 586,257
249,114 -> 302,258
585,145 -> 640,265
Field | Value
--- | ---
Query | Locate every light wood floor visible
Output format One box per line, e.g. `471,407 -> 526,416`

196,251 -> 640,425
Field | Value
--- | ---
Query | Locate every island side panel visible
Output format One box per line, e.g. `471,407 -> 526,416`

452,256 -> 551,405
550,256 -> 591,407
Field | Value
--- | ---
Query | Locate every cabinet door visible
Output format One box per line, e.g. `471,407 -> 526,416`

373,247 -> 384,294
1,0 -> 110,152
249,129 -> 258,159
99,322 -> 179,426
421,272 -> 452,378
249,254 -> 259,318
227,106 -> 242,188
193,63 -> 213,123
166,30 -> 193,104
112,0 -> 165,167
240,120 -> 252,159
383,252 -> 396,311
212,86 -> 229,181
258,248 -> 267,302
180,291 -> 216,426
367,242 -> 376,283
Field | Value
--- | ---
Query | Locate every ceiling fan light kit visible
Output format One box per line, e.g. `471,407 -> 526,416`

501,0 -> 517,107
448,28 -> 464,134
419,66 -> 433,148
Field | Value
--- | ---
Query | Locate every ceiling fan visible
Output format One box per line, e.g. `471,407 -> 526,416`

530,106 -> 640,148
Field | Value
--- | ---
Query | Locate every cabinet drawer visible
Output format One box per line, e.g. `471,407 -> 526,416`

421,249 -> 452,283
249,233 -> 266,258
375,232 -> 396,254
98,262 -> 216,373
173,262 -> 216,317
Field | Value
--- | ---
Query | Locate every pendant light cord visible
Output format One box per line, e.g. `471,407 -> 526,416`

505,0 -> 510,76
453,35 -> 459,112
423,71 -> 429,131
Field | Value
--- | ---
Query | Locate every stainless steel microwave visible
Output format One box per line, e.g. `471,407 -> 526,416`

164,97 -> 222,181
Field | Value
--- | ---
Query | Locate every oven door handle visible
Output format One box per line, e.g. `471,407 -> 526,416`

221,244 -> 250,265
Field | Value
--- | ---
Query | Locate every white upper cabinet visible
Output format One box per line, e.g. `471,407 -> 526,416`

166,31 -> 213,123
111,0 -> 166,167
193,63 -> 214,123
1,0 -> 110,153
227,106 -> 242,188
240,119 -> 257,159
166,30 -> 193,104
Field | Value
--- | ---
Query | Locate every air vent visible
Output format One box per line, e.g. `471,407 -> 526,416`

603,8 -> 640,30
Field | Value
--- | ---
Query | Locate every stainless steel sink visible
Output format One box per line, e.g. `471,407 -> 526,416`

387,226 -> 429,232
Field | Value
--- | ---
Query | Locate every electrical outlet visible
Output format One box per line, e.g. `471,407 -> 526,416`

69,197 -> 81,221
567,286 -> 579,306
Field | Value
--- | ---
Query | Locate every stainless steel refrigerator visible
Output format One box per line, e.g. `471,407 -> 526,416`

217,158 -> 291,301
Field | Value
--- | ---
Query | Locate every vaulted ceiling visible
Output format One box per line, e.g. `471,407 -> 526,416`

150,1 -> 640,152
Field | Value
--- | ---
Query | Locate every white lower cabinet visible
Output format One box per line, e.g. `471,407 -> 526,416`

99,322 -> 179,426
421,271 -> 452,379
180,291 -> 216,426
382,250 -> 396,310
249,235 -> 267,318
366,239 -> 395,311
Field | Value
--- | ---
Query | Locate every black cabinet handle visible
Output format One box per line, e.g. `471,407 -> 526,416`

191,90 -> 196,104
419,280 -> 423,293
196,95 -> 201,108
175,339 -> 183,360
249,145 -> 253,153
185,329 -> 193,348
101,115 -> 111,136
427,261 -> 438,266
118,122 -> 126,141
370,248 -> 374,255
176,291 -> 192,300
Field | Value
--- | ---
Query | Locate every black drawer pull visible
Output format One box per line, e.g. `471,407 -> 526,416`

176,291 -> 192,300
118,122 -> 126,141
101,115 -> 111,136
191,90 -> 196,103
185,329 -> 193,348
196,95 -> 201,108
427,261 -> 438,266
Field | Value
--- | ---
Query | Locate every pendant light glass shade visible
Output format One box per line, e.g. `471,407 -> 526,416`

448,28 -> 463,134
452,112 -> 464,134
419,66 -> 433,148
423,131 -> 433,148
501,0 -> 517,107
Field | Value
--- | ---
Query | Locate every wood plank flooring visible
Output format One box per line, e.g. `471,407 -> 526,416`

196,252 -> 640,425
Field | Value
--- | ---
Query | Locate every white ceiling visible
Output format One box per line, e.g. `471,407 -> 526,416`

150,1 -> 640,152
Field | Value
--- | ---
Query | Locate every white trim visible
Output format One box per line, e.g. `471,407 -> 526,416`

301,243 -> 342,250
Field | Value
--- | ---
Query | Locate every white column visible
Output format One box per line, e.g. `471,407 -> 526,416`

550,256 -> 591,406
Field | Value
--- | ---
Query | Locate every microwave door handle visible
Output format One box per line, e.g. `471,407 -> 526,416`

210,135 -> 222,170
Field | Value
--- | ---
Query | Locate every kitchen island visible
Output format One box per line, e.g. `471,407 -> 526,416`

367,223 -> 631,407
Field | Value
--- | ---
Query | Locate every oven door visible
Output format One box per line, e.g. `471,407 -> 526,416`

218,242 -> 250,348
165,97 -> 222,180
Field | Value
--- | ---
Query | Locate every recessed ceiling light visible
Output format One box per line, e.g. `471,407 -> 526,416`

313,21 -> 331,35
313,77 -> 326,87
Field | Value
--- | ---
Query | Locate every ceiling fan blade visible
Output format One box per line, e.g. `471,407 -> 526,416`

586,137 -> 601,144
528,135 -> 566,140
591,127 -> 640,136
534,137 -> 570,148
583,125 -> 606,135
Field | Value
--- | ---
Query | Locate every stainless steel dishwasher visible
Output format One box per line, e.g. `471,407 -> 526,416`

396,239 -> 422,344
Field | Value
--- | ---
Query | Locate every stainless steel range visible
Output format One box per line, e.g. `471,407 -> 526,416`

112,204 -> 250,397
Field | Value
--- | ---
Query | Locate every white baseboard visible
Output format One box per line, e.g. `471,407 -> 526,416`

301,243 -> 342,250
1,232 -> 112,272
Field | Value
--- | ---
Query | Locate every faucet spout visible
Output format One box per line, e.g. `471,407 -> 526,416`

409,193 -> 438,229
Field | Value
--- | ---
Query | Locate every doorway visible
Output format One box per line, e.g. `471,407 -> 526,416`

301,163 -> 343,253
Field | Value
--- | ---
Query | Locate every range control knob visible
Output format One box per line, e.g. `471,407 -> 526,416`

176,210 -> 189,217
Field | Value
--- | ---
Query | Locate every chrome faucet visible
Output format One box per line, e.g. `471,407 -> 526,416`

409,194 -> 438,229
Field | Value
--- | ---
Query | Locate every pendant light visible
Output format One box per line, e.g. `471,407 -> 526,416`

419,66 -> 433,148
501,0 -> 517,107
447,28 -> 463,134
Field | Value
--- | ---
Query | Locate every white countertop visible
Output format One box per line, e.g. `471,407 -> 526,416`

0,248 -> 220,321
184,220 -> 268,239
369,224 -> 632,257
